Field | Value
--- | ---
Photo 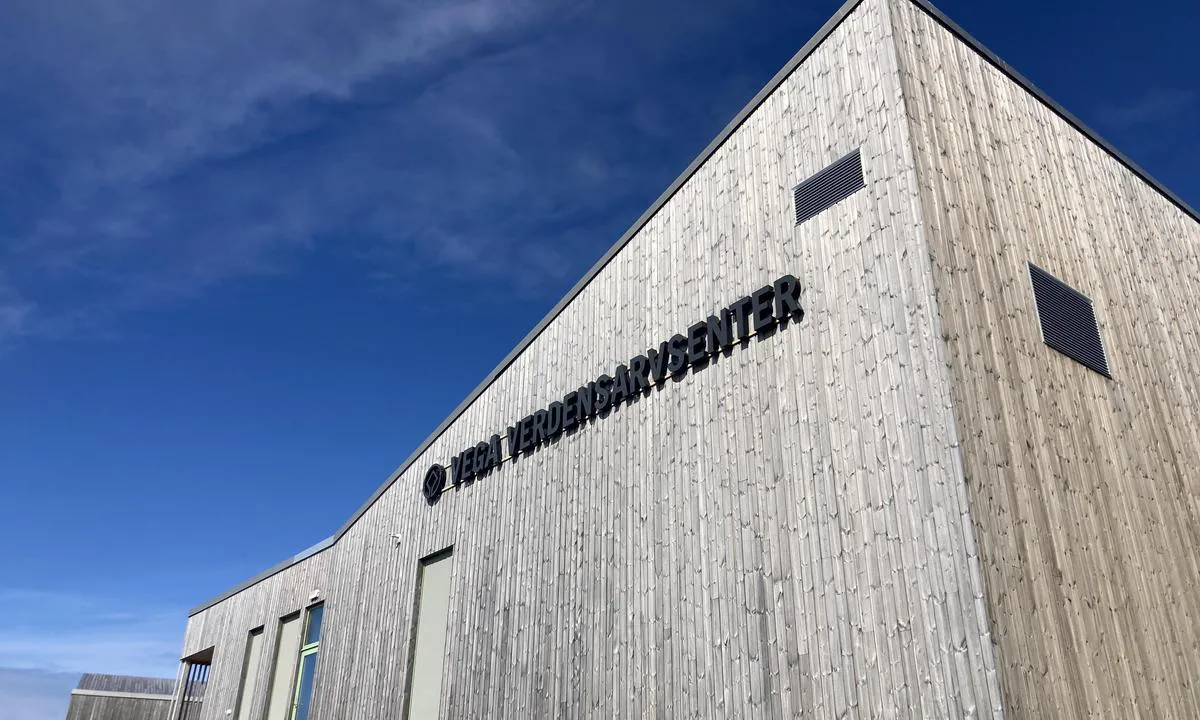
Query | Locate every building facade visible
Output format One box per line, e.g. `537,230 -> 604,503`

66,674 -> 176,720
154,0 -> 1200,718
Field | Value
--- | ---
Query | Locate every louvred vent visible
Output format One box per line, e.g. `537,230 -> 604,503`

1029,262 -> 1111,378
793,148 -> 865,225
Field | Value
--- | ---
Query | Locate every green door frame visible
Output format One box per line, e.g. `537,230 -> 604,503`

288,605 -> 322,720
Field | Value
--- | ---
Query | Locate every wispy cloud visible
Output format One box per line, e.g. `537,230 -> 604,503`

0,0 -> 808,350
0,589 -> 183,677
0,0 -> 577,347
1098,87 -> 1196,130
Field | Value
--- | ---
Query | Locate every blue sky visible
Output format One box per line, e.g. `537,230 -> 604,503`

0,0 -> 1196,715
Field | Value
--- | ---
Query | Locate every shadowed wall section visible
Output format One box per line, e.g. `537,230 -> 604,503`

890,0 -> 1200,717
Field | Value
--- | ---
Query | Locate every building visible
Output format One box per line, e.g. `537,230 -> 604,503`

66,674 -> 178,720
94,0 -> 1200,718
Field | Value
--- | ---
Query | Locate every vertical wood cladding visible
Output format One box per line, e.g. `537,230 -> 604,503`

181,1 -> 1003,717
65,695 -> 172,720
890,1 -> 1200,717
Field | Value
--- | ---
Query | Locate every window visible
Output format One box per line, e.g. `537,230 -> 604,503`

233,628 -> 265,720
264,613 -> 302,720
175,648 -> 212,720
289,604 -> 324,720
404,548 -> 454,720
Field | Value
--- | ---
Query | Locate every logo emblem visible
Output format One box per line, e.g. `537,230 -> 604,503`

422,464 -> 447,504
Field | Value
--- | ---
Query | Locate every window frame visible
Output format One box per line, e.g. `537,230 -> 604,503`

287,602 -> 324,720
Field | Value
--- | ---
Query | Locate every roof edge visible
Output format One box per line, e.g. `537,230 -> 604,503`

71,689 -> 175,702
189,0 -> 1197,617
188,0 -> 868,618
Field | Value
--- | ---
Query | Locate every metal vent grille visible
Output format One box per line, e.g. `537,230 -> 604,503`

793,148 -> 865,225
1029,263 -> 1110,378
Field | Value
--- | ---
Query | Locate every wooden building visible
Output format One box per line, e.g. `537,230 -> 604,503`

91,0 -> 1200,717
66,674 -> 176,720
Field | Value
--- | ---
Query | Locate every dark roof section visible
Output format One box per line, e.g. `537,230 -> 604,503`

189,0 -> 1199,617
76,674 -> 177,696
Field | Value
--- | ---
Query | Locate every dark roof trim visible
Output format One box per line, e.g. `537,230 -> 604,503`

189,0 -> 1197,616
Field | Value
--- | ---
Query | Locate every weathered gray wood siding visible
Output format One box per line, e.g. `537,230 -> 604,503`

889,1 -> 1200,718
65,694 -> 172,720
181,0 -> 1003,717
76,675 -> 178,696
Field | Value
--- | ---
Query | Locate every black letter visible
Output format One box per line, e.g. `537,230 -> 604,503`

473,441 -> 489,475
532,410 -> 548,447
648,342 -> 670,384
506,425 -> 520,457
546,401 -> 563,438
595,374 -> 613,412
667,334 -> 688,375
451,453 -> 464,485
611,365 -> 630,407
518,415 -> 534,453
751,285 -> 776,334
774,274 -> 803,320
731,296 -> 754,340
578,383 -> 596,419
562,391 -> 579,431
706,309 -> 733,352
686,321 -> 708,365
628,355 -> 650,394
489,434 -> 502,469
461,447 -> 476,483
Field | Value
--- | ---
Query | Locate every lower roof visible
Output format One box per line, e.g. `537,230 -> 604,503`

76,673 -> 177,696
